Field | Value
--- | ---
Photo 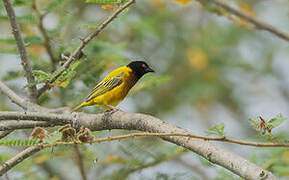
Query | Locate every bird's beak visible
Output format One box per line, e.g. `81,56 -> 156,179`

146,67 -> 155,73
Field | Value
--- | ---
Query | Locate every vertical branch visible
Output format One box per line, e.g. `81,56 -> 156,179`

32,0 -> 57,72
2,0 -> 38,101
73,145 -> 87,180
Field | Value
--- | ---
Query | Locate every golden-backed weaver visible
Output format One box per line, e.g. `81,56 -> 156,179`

72,61 -> 154,112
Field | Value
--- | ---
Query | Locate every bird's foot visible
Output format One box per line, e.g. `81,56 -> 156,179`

104,105 -> 121,114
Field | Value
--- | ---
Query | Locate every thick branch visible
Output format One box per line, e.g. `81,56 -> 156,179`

0,111 -> 71,123
36,0 -> 135,98
0,111 -> 278,179
2,0 -> 37,101
0,146 -> 42,176
0,120 -> 60,131
202,0 -> 289,42
0,81 -> 28,110
0,81 -> 50,112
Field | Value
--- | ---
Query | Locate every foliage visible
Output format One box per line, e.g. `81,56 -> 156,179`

205,123 -> 226,137
0,138 -> 39,146
248,114 -> 286,136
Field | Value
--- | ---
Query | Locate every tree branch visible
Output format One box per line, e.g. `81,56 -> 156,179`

36,0 -> 136,98
2,0 -> 38,101
0,81 -> 28,110
0,81 -> 50,112
0,120 -> 61,131
0,130 -> 13,139
0,111 -> 278,179
73,145 -> 87,180
201,0 -> 289,42
32,0 -> 57,72
0,146 -> 42,176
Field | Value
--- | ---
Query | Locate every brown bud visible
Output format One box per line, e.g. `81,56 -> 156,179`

30,127 -> 47,142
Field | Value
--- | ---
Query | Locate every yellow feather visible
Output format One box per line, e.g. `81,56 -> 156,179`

72,66 -> 137,112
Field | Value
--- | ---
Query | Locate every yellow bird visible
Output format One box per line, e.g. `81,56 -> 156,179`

72,61 -> 154,112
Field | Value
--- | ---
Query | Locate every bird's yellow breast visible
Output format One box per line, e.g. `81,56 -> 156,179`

92,66 -> 137,107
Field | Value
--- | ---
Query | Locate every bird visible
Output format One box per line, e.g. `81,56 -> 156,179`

72,61 -> 154,112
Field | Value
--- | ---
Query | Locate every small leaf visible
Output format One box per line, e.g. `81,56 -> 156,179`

267,114 -> 286,129
248,118 -> 257,126
205,123 -> 226,137
0,138 -> 39,146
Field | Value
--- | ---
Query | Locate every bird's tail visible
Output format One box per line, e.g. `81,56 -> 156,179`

71,103 -> 85,112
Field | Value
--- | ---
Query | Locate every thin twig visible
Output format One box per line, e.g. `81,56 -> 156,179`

202,0 -> 289,42
2,0 -> 38,101
0,131 -> 13,139
32,0 -> 57,72
41,132 -> 289,148
73,145 -> 87,180
36,0 -> 135,98
0,146 -> 43,176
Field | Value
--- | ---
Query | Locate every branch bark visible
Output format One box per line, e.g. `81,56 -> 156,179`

0,111 -> 278,179
2,0 -> 38,101
0,81 -> 44,111
201,0 -> 289,42
0,146 -> 42,176
36,0 -> 136,98
0,120 -> 61,131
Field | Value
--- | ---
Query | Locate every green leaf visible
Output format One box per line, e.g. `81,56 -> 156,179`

205,123 -> 226,137
32,70 -> 51,81
248,118 -> 257,126
0,138 -> 39,146
24,80 -> 41,88
267,114 -> 286,129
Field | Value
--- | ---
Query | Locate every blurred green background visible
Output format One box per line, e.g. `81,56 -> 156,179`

0,0 -> 289,179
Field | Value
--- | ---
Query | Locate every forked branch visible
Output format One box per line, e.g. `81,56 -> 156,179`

200,0 -> 289,42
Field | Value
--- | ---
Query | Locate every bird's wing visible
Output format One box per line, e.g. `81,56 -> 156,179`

84,72 -> 124,102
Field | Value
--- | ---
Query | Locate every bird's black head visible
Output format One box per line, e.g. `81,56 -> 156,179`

127,61 -> 154,79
